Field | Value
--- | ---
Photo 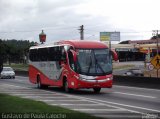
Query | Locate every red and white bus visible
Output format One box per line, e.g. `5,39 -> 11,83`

29,40 -> 118,93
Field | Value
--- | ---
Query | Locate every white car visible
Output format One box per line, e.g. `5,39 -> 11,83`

0,67 -> 15,79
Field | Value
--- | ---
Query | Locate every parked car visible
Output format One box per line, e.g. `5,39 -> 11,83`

123,68 -> 144,77
0,67 -> 15,79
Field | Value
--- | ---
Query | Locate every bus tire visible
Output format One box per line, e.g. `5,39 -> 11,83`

37,76 -> 48,89
64,79 -> 72,93
93,88 -> 101,93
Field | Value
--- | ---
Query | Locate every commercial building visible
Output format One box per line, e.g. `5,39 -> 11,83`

112,39 -> 160,62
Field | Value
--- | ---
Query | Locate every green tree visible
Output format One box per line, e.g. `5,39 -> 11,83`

151,34 -> 160,39
0,39 -> 7,72
2,39 -> 36,64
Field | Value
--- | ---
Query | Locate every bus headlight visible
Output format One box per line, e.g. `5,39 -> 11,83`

107,76 -> 113,80
79,74 -> 84,80
79,74 -> 95,80
71,82 -> 74,86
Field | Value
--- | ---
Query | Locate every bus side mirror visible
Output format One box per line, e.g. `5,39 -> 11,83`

110,50 -> 118,61
70,50 -> 77,62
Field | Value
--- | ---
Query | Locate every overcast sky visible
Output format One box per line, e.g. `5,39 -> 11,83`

0,0 -> 160,43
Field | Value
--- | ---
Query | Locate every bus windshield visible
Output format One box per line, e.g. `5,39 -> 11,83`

76,49 -> 112,76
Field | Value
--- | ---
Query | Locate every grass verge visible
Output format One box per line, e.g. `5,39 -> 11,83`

0,93 -> 103,119
113,64 -> 134,70
4,63 -> 28,71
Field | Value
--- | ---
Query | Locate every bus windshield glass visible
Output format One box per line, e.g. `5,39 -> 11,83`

76,49 -> 112,76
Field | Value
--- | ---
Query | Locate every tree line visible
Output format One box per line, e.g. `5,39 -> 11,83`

0,39 -> 36,66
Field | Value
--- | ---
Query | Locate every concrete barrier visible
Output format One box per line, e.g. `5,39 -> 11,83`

15,70 -> 28,77
113,75 -> 160,89
15,71 -> 160,89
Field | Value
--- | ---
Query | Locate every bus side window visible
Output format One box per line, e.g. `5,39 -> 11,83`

29,49 -> 38,61
38,48 -> 48,61
48,46 -> 61,61
48,47 -> 55,61
48,46 -> 66,61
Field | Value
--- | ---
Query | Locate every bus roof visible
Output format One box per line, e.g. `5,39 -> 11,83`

58,40 -> 108,49
30,40 -> 108,49
29,44 -> 62,49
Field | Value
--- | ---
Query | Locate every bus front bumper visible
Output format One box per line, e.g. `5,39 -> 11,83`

74,77 -> 113,89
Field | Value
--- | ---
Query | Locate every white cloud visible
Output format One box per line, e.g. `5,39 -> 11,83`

0,0 -> 159,43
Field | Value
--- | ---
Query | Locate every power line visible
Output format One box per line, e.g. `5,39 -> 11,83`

0,22 -> 153,35
0,26 -> 78,34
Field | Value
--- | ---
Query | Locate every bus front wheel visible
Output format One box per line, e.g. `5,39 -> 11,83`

93,88 -> 101,93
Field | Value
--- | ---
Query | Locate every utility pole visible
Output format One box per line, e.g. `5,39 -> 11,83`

152,30 -> 160,78
152,30 -> 160,55
78,25 -> 84,40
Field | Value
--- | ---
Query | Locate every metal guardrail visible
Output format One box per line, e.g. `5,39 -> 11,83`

15,70 -> 28,77
113,75 -> 160,89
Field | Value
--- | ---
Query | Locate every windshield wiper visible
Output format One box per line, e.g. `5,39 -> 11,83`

93,51 -> 105,74
87,55 -> 92,74
95,59 -> 105,74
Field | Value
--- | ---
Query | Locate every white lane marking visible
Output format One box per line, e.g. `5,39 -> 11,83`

114,85 -> 160,92
15,76 -> 28,79
69,95 -> 160,113
39,99 -> 86,102
2,83 -> 159,114
73,109 -> 125,111
113,92 -> 156,99
51,104 -> 102,106
67,96 -> 142,114
13,94 -> 62,96
0,84 -> 28,89
14,79 -> 23,82
8,84 -> 143,113
23,96 -> 71,99
65,95 -> 141,114
0,83 -> 133,113
14,79 -> 26,82
0,91 -> 46,93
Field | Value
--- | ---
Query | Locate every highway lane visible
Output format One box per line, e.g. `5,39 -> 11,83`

113,61 -> 145,75
0,76 -> 160,119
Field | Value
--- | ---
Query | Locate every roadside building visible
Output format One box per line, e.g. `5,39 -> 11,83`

112,39 -> 160,62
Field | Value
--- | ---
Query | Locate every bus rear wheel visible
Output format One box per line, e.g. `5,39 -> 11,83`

64,80 -> 72,93
37,76 -> 48,89
93,88 -> 101,93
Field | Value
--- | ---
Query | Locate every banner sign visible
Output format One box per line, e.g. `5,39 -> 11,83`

100,32 -> 120,41
100,32 -> 110,41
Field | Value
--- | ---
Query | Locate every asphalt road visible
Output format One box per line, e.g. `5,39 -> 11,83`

113,61 -> 145,75
0,76 -> 160,119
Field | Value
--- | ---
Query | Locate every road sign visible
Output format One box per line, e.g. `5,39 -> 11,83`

148,64 -> 154,71
110,32 -> 120,41
100,32 -> 110,41
100,32 -> 120,41
150,54 -> 160,69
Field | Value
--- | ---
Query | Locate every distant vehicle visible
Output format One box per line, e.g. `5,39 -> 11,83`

0,67 -> 15,79
123,68 -> 144,77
